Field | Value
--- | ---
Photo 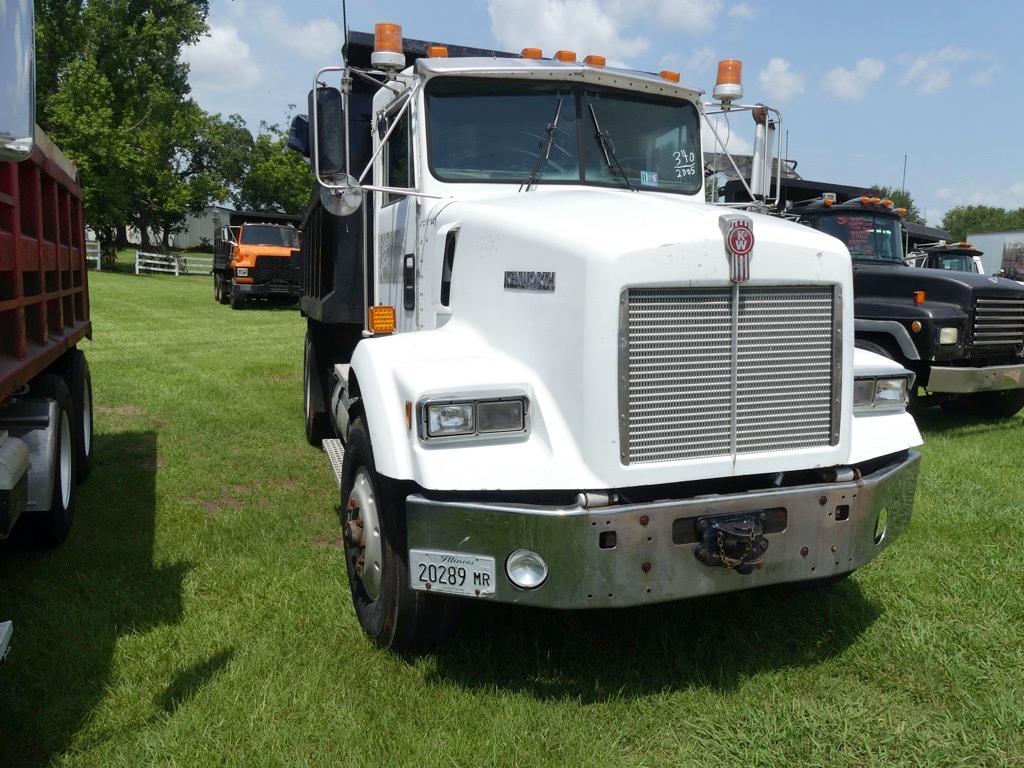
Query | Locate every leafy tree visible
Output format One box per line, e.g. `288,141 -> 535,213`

870,185 -> 925,225
34,0 -> 85,128
941,205 -> 1024,242
234,123 -> 315,215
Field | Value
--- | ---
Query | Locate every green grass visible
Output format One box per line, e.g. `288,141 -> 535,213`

2,271 -> 1023,767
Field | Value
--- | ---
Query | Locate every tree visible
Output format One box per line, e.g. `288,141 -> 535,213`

234,123 -> 315,215
941,205 -> 1024,242
870,185 -> 925,225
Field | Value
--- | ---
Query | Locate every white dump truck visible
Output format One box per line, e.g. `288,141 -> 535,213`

289,25 -> 923,650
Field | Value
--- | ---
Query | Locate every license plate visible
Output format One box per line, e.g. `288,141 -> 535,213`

409,549 -> 496,598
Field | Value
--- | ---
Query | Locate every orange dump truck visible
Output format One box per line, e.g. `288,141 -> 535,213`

212,211 -> 302,309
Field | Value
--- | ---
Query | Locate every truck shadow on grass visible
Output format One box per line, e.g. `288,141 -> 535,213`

912,404 -> 1023,438
425,579 -> 880,701
0,431 -> 189,767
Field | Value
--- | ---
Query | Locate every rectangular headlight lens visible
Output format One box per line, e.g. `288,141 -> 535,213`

427,402 -> 474,437
236,267 -> 249,277
853,378 -> 875,407
874,377 -> 908,406
939,326 -> 958,345
477,399 -> 525,433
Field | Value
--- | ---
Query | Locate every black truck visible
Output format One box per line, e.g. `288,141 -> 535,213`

793,196 -> 1024,418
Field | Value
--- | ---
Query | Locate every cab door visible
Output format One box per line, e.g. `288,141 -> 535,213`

373,95 -> 418,333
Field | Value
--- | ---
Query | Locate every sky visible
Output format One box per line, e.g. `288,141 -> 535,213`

183,0 -> 1024,226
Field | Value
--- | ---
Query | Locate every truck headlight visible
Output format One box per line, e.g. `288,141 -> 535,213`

236,267 -> 249,277
427,403 -> 475,437
874,377 -> 908,405
421,396 -> 529,441
938,326 -> 958,345
854,375 -> 912,411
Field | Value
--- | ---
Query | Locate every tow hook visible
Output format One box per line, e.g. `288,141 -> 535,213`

694,513 -> 770,575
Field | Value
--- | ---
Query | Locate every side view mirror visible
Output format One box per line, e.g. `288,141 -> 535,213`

287,114 -> 310,158
309,86 -> 344,177
1,0 -> 36,161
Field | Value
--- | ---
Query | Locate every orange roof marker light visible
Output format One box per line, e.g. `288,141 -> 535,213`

913,291 -> 927,305
371,22 -> 405,70
521,47 -> 543,59
584,54 -> 606,67
554,50 -> 577,62
860,196 -> 871,205
882,198 -> 894,208
713,59 -> 743,103
659,70 -> 680,83
427,45 -> 449,58
895,207 -> 908,217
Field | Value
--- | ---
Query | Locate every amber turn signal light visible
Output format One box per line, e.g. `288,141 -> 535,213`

368,305 -> 397,334
911,321 -> 923,332
913,291 -> 926,305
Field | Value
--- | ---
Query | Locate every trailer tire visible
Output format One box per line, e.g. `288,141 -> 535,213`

940,390 -> 1024,420
303,333 -> 331,446
67,350 -> 94,483
340,417 -> 458,652
25,374 -> 77,546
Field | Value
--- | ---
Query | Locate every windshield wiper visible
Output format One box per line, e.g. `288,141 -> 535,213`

588,103 -> 635,192
520,97 -> 564,192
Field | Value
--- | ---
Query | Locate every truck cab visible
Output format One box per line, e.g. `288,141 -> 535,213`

793,196 -> 1024,418
293,27 -> 923,650
213,217 -> 302,309
909,241 -> 985,275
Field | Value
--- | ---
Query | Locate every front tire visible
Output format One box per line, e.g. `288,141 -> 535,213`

340,417 -> 457,651
25,375 -> 77,546
229,285 -> 245,310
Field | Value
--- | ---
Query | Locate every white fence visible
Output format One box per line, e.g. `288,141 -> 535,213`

134,250 -> 213,276
85,240 -> 101,270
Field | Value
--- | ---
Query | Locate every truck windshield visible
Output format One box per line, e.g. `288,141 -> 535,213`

814,213 -> 904,263
425,78 -> 701,194
240,225 -> 299,247
926,252 -> 978,272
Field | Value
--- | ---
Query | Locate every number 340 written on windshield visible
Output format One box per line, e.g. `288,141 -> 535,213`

674,149 -> 697,178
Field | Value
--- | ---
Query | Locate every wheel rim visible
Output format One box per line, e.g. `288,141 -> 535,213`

82,381 -> 92,457
59,412 -> 72,508
345,468 -> 383,600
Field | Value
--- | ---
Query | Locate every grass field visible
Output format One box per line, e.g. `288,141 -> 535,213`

1,270 -> 1022,767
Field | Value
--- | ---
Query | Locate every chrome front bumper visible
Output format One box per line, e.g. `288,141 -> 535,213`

406,451 -> 921,608
928,363 -> 1024,393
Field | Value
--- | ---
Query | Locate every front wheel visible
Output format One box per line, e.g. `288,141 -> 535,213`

67,350 -> 94,483
229,285 -> 245,310
940,390 -> 1024,419
303,332 -> 331,446
340,417 -> 457,651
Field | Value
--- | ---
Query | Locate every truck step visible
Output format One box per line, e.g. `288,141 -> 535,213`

323,439 -> 346,490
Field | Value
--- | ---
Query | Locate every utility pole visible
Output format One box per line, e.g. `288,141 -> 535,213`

901,154 -> 907,194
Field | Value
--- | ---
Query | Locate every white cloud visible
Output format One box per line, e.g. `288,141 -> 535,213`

258,7 -> 343,62
488,0 -> 649,66
701,114 -> 753,156
821,58 -> 885,101
757,58 -> 804,102
686,46 -> 716,75
653,0 -> 723,32
969,64 -> 998,87
184,25 -> 262,95
728,3 -> 755,19
900,46 -> 975,94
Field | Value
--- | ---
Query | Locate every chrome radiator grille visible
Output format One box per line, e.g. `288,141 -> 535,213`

972,297 -> 1024,351
620,286 -> 839,465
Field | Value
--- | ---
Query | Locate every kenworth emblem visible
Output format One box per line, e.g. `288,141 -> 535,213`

504,271 -> 556,292
720,214 -> 755,283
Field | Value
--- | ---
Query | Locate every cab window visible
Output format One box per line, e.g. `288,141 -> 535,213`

385,110 -> 413,205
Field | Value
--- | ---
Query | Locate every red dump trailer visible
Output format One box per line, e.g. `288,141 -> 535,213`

0,127 -> 94,546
